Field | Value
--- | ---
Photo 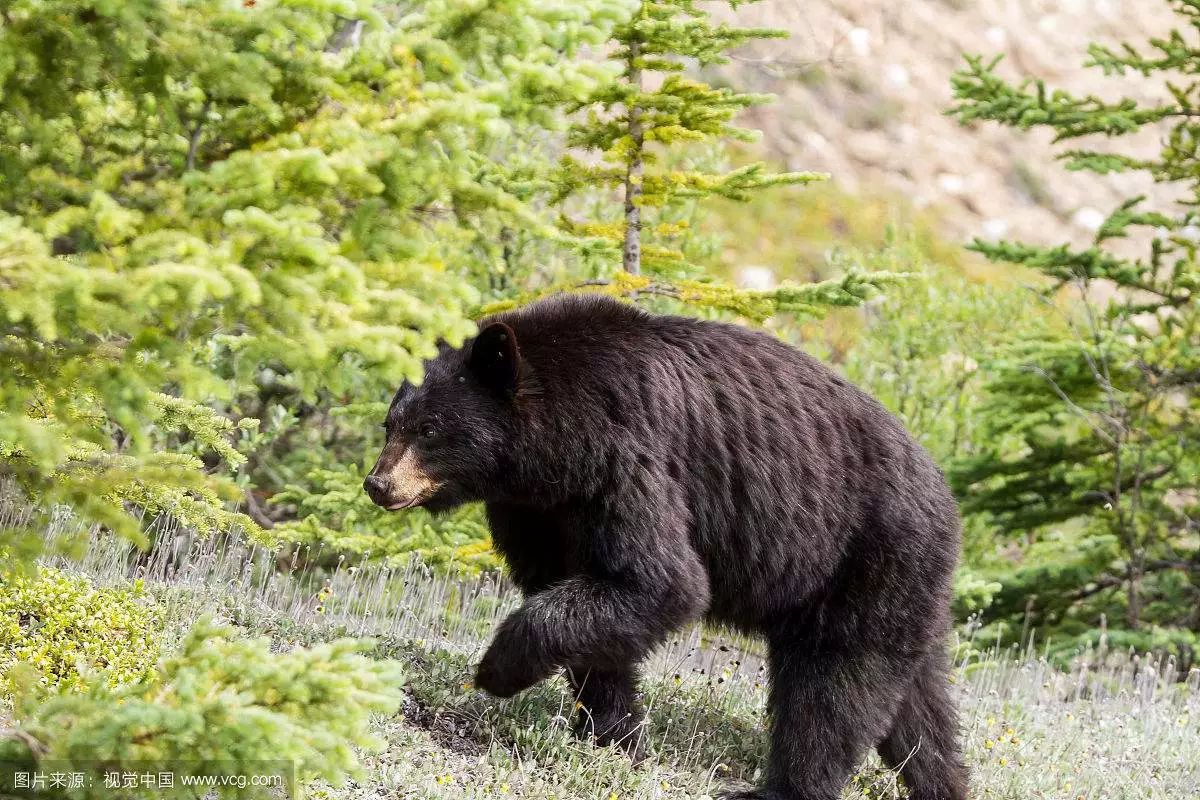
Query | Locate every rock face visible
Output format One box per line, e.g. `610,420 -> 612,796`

716,0 -> 1178,247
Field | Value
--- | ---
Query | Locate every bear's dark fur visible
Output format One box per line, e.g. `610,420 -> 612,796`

365,294 -> 967,800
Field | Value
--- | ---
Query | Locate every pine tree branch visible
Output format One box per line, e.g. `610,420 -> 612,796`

1145,558 -> 1200,573
1138,364 -> 1200,386
1070,573 -> 1124,602
1070,559 -> 1200,602
243,489 -> 277,530
0,727 -> 47,758
185,99 -> 211,173
1020,364 -> 1120,446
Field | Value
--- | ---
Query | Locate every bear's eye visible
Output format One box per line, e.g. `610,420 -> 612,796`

419,423 -> 438,440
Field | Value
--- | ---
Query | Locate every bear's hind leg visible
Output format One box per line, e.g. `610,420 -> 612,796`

877,651 -> 968,800
567,664 -> 647,762
724,638 -> 907,800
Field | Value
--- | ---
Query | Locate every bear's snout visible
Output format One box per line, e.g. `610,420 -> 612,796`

363,474 -> 391,506
362,451 -> 444,510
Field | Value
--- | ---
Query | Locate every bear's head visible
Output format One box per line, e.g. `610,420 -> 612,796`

363,321 -> 525,513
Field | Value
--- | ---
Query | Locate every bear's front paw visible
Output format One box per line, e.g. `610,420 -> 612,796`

475,639 -> 554,698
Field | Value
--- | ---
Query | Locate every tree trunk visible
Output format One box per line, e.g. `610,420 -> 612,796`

1126,557 -> 1143,630
622,40 -> 644,276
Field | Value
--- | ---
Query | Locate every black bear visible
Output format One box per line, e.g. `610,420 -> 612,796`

364,294 -> 967,800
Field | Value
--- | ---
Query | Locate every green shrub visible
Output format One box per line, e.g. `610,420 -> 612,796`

0,618 -> 404,798
0,568 -> 161,697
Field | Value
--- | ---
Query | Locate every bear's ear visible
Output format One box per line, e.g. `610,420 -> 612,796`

468,322 -> 521,398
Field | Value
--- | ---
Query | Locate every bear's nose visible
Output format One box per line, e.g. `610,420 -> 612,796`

363,474 -> 390,504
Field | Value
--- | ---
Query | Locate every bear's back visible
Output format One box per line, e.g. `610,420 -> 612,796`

499,294 -> 958,626
502,293 -> 915,482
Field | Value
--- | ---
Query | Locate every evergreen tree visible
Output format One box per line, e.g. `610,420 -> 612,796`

564,0 -> 822,277
0,0 -> 621,786
0,0 -> 624,563
949,2 -> 1199,658
485,0 -> 907,321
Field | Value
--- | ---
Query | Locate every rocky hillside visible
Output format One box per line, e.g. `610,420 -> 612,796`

717,0 -> 1179,248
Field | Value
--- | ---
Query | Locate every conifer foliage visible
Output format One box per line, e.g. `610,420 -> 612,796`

0,618 -> 405,798
950,2 -> 1199,654
0,0 -> 620,789
559,1 -> 824,275
0,0 -> 621,563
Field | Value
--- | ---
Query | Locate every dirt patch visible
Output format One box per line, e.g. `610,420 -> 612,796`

399,691 -> 487,757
